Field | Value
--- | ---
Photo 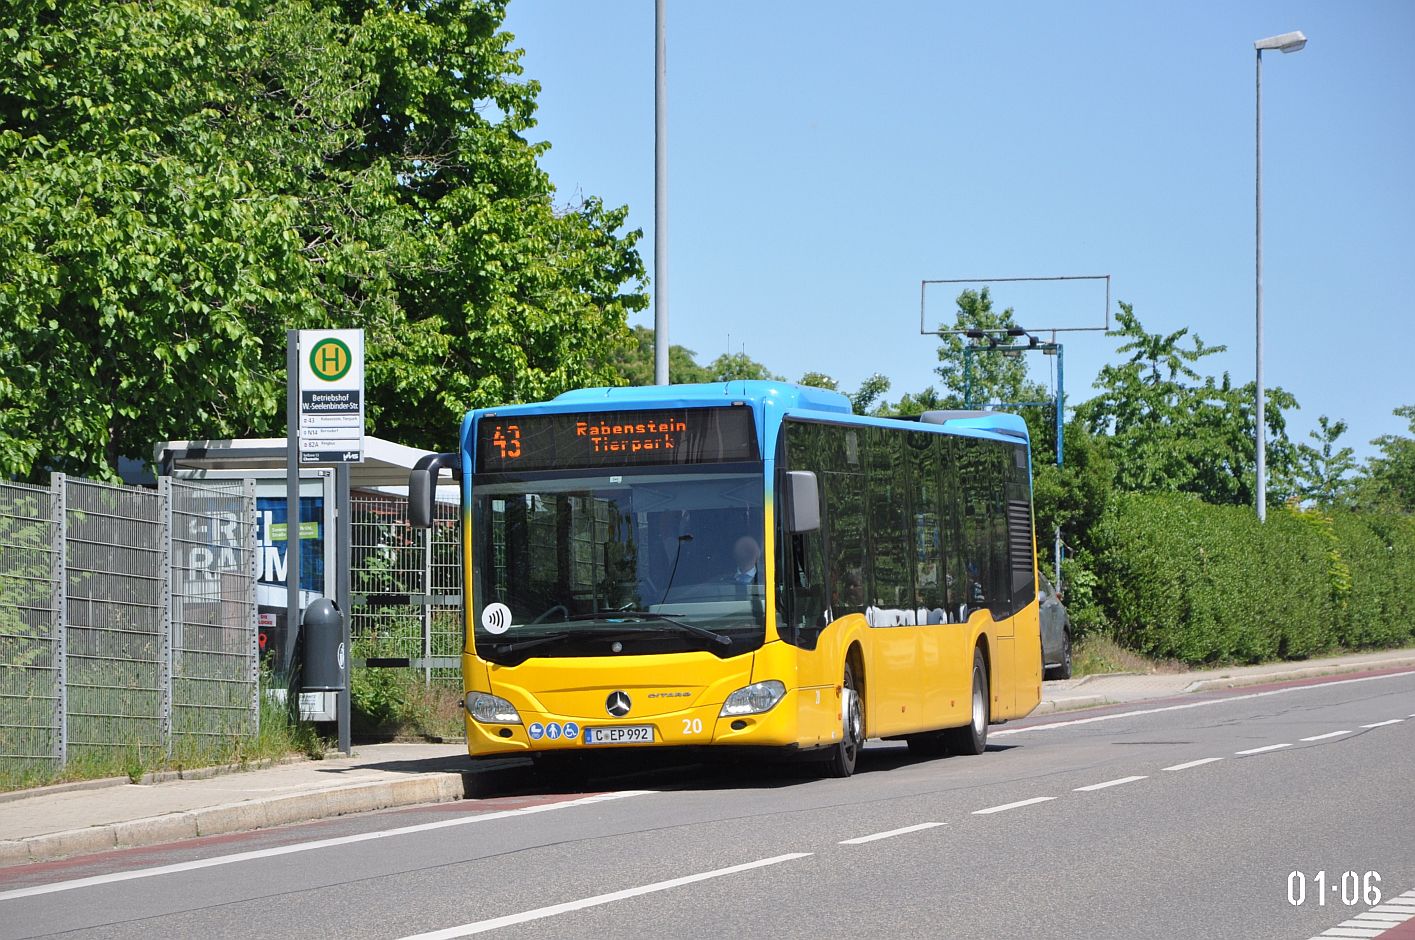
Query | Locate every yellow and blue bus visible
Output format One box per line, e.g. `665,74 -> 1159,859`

408,381 -> 1041,777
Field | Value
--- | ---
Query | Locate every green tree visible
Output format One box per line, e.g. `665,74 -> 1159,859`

0,0 -> 646,481
1076,304 -> 1300,506
1293,416 -> 1358,508
706,351 -> 782,383
1355,405 -> 1415,513
933,288 -> 1048,409
609,325 -> 712,385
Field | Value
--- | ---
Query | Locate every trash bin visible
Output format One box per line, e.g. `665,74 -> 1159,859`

302,597 -> 346,691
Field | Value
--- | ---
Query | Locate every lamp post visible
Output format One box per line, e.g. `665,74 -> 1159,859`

1254,30 -> 1306,522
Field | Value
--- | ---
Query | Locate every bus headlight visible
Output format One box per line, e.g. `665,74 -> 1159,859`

720,680 -> 786,717
465,692 -> 522,724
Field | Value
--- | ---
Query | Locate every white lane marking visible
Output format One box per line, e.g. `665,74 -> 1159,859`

839,822 -> 946,845
1360,719 -> 1404,728
396,853 -> 813,939
972,796 -> 1056,815
1352,914 -> 1410,924
1235,743 -> 1292,755
1317,929 -> 1384,938
0,791 -> 654,902
996,669 -> 1415,737
1368,905 -> 1415,915
1162,758 -> 1224,772
1073,775 -> 1147,792
1301,730 -> 1353,741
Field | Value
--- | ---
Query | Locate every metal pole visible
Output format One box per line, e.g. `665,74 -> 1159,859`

245,479 -> 259,735
1255,48 -> 1266,523
653,0 -> 669,386
336,463 -> 352,756
1055,343 -> 1064,589
50,473 -> 67,767
285,331 -> 302,681
423,522 -> 433,686
158,477 -> 173,757
963,347 -> 974,408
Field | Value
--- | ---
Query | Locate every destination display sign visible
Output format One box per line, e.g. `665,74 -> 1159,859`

475,407 -> 758,473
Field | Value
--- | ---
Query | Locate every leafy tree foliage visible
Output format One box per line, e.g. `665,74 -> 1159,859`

932,288 -> 1049,409
0,0 -> 645,481
1293,416 -> 1358,509
610,325 -> 712,385
1355,405 -> 1415,513
706,352 -> 782,383
1076,303 -> 1299,507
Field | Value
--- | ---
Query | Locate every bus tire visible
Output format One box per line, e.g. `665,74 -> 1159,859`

944,647 -> 989,756
823,659 -> 864,778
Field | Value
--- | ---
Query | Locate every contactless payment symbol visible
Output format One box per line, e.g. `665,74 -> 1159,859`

481,602 -> 512,635
528,722 -> 545,740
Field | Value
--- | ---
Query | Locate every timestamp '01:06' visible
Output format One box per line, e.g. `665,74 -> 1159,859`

1288,870 -> 1381,907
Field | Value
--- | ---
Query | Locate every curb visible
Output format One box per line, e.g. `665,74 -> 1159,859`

1184,657 -> 1415,694
1032,694 -> 1109,715
0,771 -> 469,868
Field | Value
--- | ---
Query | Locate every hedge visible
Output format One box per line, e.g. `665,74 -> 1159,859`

1086,492 -> 1415,665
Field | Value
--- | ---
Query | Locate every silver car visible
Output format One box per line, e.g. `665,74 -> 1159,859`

1039,572 -> 1072,679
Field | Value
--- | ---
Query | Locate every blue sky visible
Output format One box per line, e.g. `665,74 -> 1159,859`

502,1 -> 1414,460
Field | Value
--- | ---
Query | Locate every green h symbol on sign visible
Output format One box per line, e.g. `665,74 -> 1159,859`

310,338 -> 352,382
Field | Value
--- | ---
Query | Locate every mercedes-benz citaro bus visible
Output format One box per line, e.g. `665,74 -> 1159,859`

407,381 -> 1042,777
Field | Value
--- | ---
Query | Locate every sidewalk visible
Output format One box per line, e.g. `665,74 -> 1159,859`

1035,646 -> 1415,714
3,646 -> 1413,869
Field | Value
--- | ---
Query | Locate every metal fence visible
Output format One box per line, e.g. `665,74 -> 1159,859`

349,492 -> 461,684
0,474 -> 257,778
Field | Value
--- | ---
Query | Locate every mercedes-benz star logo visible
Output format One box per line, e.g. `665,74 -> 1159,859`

605,691 -> 632,717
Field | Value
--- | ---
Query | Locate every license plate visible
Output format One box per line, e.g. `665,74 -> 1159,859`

583,725 -> 654,745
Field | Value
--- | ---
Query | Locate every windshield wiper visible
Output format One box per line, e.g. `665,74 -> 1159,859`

565,611 -> 732,647
483,631 -> 573,656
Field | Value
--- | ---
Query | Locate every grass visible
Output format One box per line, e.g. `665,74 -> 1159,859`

350,667 -> 465,742
1070,634 -> 1188,678
0,682 -> 330,794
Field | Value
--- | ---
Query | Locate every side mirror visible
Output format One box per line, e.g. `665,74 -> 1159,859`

783,470 -> 820,534
409,452 -> 458,528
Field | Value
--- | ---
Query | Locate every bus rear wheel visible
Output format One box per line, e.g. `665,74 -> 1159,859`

823,659 -> 863,778
943,647 -> 989,756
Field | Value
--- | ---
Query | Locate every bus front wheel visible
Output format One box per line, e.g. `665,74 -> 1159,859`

823,659 -> 863,778
943,647 -> 989,756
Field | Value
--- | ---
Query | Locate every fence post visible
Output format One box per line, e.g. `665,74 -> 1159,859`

49,473 -> 67,767
245,478 -> 259,733
423,525 -> 434,686
158,477 -> 173,756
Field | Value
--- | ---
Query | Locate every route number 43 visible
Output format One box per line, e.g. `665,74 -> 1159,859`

1288,870 -> 1381,906
681,718 -> 703,735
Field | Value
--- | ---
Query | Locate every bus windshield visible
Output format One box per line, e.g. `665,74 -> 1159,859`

471,466 -> 765,664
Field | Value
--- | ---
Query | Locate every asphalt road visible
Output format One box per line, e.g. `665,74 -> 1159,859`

2,669 -> 1412,940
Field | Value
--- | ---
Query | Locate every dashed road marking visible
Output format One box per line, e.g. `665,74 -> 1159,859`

972,796 -> 1056,815
1301,730 -> 1353,741
1235,742 -> 1292,755
1360,719 -> 1404,729
1073,775 -> 1147,792
1163,757 -> 1224,771
839,822 -> 946,845
395,853 -> 813,938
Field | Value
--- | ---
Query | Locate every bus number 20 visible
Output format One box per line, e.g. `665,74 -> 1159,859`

681,718 -> 703,735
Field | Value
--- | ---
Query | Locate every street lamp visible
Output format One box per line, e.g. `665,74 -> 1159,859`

1254,30 -> 1306,523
